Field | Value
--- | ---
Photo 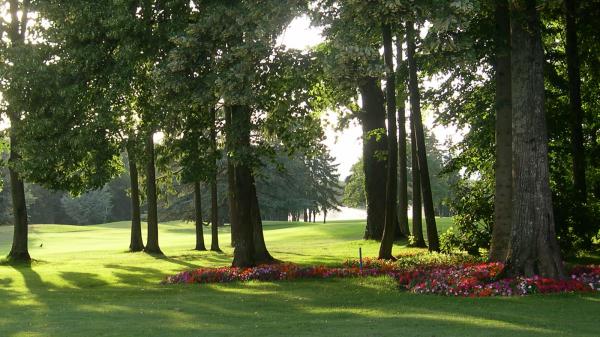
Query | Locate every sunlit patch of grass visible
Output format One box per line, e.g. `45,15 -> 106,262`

0,218 -> 598,337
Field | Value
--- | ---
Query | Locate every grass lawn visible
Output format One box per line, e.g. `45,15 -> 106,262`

0,218 -> 598,337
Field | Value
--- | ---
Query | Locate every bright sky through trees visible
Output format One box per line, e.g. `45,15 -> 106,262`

278,16 -> 461,179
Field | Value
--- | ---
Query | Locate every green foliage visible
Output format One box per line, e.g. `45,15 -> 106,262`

61,187 -> 113,225
442,176 -> 493,256
342,158 -> 366,208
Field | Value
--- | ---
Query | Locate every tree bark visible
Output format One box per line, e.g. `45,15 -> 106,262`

396,30 -> 410,237
250,174 -> 275,264
406,21 -> 440,252
379,23 -> 400,260
490,0 -> 513,262
565,0 -> 588,240
128,150 -> 144,252
7,121 -> 30,262
359,77 -> 388,241
505,0 -> 565,278
6,0 -> 30,263
410,116 -> 427,248
144,132 -> 162,254
194,181 -> 207,251
226,107 -> 239,248
229,105 -> 255,267
210,108 -> 221,252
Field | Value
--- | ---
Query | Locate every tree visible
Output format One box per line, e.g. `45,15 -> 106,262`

396,31 -> 410,237
406,21 -> 440,252
1,0 -> 32,262
505,0 -> 564,278
409,116 -> 426,248
127,142 -> 144,251
490,0 -> 512,262
342,159 -> 366,208
379,23 -> 400,260
564,0 -> 587,240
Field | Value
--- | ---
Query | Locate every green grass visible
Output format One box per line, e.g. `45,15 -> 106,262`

0,218 -> 598,337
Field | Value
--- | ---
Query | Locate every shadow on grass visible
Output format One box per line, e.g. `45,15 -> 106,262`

2,262 -> 599,337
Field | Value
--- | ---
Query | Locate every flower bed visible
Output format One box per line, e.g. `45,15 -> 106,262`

163,258 -> 600,297
162,263 -> 394,285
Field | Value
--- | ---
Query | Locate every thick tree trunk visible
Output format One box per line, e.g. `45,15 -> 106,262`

250,175 -> 275,264
323,210 -> 327,224
210,108 -> 221,252
303,209 -> 308,222
194,181 -> 207,251
410,117 -> 427,248
406,21 -> 440,252
128,151 -> 144,252
7,124 -> 30,262
565,0 -> 588,241
396,31 -> 410,237
144,132 -> 162,254
379,23 -> 400,259
229,105 -> 255,267
505,0 -> 565,278
359,77 -> 388,241
490,0 -> 513,262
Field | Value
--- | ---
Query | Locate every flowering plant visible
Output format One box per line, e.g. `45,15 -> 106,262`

163,258 -> 600,297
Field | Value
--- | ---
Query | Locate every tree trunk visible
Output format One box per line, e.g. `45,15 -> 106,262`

210,108 -> 221,252
359,77 -> 388,241
6,1 -> 30,263
128,150 -> 144,252
505,0 -> 565,278
303,209 -> 308,222
490,0 -> 513,262
250,174 -> 275,264
144,132 -> 162,254
406,21 -> 440,252
379,23 -> 400,260
396,30 -> 410,237
194,181 -> 207,251
565,0 -> 588,241
226,107 -> 239,248
229,105 -> 255,267
7,122 -> 30,262
323,210 -> 327,224
410,113 -> 427,248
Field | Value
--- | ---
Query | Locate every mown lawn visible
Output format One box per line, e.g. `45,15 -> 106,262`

0,218 -> 598,337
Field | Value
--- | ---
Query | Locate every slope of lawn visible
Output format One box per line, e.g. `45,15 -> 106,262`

0,218 -> 598,337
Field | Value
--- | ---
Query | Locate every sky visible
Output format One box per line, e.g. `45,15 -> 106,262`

277,16 -> 462,180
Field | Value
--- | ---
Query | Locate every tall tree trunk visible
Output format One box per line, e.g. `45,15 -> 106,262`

7,122 -> 30,262
565,0 -> 588,241
144,132 -> 162,254
359,77 -> 388,241
226,107 -> 239,248
379,23 -> 400,259
323,210 -> 327,224
229,105 -> 255,267
6,0 -> 30,263
128,150 -> 144,252
194,181 -> 207,251
505,0 -> 564,278
406,21 -> 440,252
490,0 -> 513,262
396,30 -> 410,237
410,117 -> 427,248
210,108 -> 221,252
250,175 -> 275,264
303,209 -> 308,222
